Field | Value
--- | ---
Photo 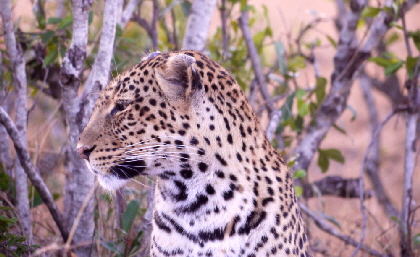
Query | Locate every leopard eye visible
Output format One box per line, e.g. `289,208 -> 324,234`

110,101 -> 130,116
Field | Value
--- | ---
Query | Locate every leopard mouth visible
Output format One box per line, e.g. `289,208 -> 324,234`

110,159 -> 147,180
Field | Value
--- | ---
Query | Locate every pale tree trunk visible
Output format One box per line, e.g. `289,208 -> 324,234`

0,0 -> 32,244
0,51 -> 14,177
81,0 -> 121,124
118,0 -> 139,29
60,0 -> 94,255
60,0 -> 121,255
182,0 -> 217,51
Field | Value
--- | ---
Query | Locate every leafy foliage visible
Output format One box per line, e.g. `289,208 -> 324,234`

0,208 -> 39,256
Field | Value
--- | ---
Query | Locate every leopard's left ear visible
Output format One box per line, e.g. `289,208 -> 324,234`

156,53 -> 201,101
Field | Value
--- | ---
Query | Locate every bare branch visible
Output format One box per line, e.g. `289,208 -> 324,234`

299,203 -> 385,257
0,107 -> 69,242
182,0 -> 217,51
0,0 -> 32,243
239,10 -> 275,117
131,0 -> 159,50
302,176 -> 372,199
219,0 -> 230,60
151,0 -> 159,50
118,0 -> 139,29
359,71 -> 398,218
400,56 -> 420,257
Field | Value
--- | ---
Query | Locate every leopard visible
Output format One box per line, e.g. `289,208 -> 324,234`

77,50 -> 312,257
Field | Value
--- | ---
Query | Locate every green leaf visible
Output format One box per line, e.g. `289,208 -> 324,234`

100,240 -> 122,254
122,199 -> 140,233
322,149 -> 345,163
385,31 -> 400,46
315,77 -> 326,104
294,186 -> 303,197
325,35 -> 337,48
409,30 -> 420,51
406,56 -> 419,79
41,30 -> 55,44
362,6 -> 382,18
280,93 -> 295,121
413,233 -> 420,247
317,150 -> 329,173
274,42 -> 287,75
332,124 -> 347,135
47,17 -> 62,24
57,16 -> 73,30
296,88 -> 306,99
293,169 -> 307,179
297,99 -> 309,117
288,56 -> 306,72
368,56 -> 393,67
43,49 -> 58,67
88,11 -> 94,25
385,60 -> 403,76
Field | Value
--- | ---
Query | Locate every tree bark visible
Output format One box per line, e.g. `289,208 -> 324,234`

81,0 -> 122,127
400,58 -> 420,257
60,0 -> 94,255
0,0 -> 32,244
182,0 -> 217,51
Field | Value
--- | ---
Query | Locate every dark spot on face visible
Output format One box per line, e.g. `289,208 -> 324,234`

205,184 -> 215,195
190,137 -> 199,145
198,162 -> 208,172
180,169 -> 193,179
216,170 -> 225,178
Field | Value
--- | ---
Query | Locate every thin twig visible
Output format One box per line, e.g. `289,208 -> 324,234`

353,107 -> 402,256
0,107 -> 69,242
299,203 -> 385,257
239,10 -> 275,116
32,241 -> 93,256
219,0 -> 230,61
151,0 -> 159,50
359,71 -> 398,218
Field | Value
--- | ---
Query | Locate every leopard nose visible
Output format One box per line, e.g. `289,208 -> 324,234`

77,145 -> 96,160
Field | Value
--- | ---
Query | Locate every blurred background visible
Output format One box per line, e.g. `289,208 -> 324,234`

0,0 -> 419,256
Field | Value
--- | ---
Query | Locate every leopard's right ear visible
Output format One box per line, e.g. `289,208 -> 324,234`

156,53 -> 201,101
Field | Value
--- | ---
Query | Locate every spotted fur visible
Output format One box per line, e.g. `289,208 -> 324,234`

77,51 -> 312,257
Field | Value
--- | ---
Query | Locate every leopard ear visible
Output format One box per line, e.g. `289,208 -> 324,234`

156,53 -> 201,101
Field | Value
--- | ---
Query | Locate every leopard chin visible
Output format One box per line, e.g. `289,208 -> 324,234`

97,174 -> 128,191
